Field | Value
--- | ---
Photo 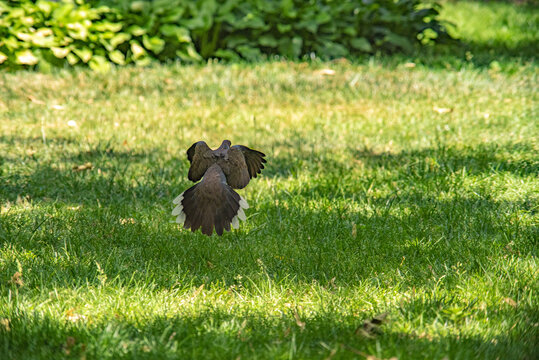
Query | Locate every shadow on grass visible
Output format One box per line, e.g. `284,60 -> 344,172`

351,142 -> 538,177
1,139 -> 537,283
0,139 -> 186,206
2,304 -> 537,360
265,139 -> 538,179
404,38 -> 538,70
0,139 -> 536,287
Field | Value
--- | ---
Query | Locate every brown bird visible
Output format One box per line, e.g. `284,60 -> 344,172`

172,140 -> 266,236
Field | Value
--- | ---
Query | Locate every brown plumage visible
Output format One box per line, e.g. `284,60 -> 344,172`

172,140 -> 266,236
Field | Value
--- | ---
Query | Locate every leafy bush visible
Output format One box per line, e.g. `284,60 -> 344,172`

0,0 -> 450,70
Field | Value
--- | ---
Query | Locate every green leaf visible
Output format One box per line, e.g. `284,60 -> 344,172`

350,37 -> 372,52
73,48 -> 92,63
317,41 -> 349,58
278,37 -> 302,58
130,41 -> 146,59
142,35 -> 165,54
15,50 -> 38,65
66,52 -> 79,65
259,35 -> 277,47
277,24 -> 292,33
51,47 -> 70,58
127,26 -> 146,36
315,12 -> 331,24
0,51 -> 7,64
110,33 -> 131,48
213,49 -> 239,60
135,57 -> 152,66
67,22 -> 89,40
175,44 -> 202,61
384,32 -> 414,52
36,0 -> 53,16
161,7 -> 186,23
130,1 -> 146,13
109,50 -> 125,65
236,45 -> 262,61
159,25 -> 191,43
93,22 -> 123,33
89,55 -> 111,73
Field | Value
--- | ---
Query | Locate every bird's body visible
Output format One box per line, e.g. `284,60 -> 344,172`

172,140 -> 266,236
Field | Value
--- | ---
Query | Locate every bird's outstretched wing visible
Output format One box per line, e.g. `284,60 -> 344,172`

231,145 -> 266,179
219,147 -> 250,189
186,141 -> 214,182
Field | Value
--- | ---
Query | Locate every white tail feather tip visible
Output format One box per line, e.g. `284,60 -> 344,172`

239,196 -> 249,209
172,193 -> 184,204
171,205 -> 183,216
231,216 -> 239,229
237,208 -> 246,221
176,212 -> 186,225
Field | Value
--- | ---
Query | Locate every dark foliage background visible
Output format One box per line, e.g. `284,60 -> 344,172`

0,0 -> 450,70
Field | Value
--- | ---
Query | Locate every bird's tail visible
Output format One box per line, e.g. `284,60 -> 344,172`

172,183 -> 249,236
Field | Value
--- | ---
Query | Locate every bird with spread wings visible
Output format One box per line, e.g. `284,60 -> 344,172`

172,140 -> 266,236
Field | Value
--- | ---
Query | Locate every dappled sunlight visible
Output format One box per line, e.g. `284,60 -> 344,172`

1,41 -> 537,359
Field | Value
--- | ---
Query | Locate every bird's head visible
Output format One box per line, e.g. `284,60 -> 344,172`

219,140 -> 231,150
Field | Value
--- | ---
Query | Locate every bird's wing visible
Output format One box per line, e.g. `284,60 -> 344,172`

217,147 -> 250,189
187,141 -> 214,182
230,145 -> 266,179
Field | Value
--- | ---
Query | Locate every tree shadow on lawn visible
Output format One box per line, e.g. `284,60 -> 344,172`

2,304 -> 536,360
0,139 -> 186,206
1,140 -> 536,288
1,170 -> 535,291
266,138 -> 538,180
350,142 -> 538,177
405,38 -> 538,71
1,139 -> 536,287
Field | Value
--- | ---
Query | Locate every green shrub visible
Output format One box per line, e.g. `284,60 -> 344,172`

0,0 -> 450,70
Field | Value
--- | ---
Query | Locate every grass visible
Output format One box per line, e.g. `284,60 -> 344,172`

0,1 -> 537,359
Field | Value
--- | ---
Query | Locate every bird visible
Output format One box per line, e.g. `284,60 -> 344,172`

172,140 -> 266,236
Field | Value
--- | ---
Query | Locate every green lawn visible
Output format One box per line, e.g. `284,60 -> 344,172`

0,1 -> 537,359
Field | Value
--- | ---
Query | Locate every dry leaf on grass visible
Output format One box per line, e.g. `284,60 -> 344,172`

66,313 -> 87,322
66,308 -> 87,322
73,162 -> 93,171
331,57 -> 350,65
293,310 -> 306,331
404,62 -> 416,68
10,272 -> 24,287
0,318 -> 10,331
64,336 -> 76,355
503,297 -> 517,307
355,313 -> 388,338
283,327 -> 291,337
27,95 -> 45,105
119,218 -> 135,225
433,106 -> 453,114
26,148 -> 37,157
315,68 -> 336,76
324,347 -> 338,360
